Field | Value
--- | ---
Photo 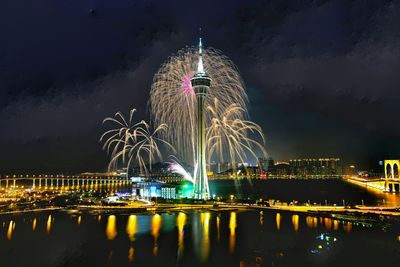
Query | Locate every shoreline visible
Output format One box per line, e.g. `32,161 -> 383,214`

1,203 -> 399,218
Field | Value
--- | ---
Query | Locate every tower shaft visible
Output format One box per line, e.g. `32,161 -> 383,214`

191,37 -> 211,200
193,93 -> 208,199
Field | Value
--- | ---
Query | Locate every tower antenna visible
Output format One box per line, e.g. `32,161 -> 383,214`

197,28 -> 205,75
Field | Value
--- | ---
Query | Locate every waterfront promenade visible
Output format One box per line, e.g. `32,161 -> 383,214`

72,202 -> 400,218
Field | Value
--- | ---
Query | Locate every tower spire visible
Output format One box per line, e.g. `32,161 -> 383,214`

197,30 -> 205,75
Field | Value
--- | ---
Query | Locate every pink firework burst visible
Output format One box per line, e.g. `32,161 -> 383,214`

181,74 -> 194,95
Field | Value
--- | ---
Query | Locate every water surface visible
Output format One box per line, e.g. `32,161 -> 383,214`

1,209 -> 400,267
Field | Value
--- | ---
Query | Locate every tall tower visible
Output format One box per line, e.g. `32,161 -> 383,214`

191,37 -> 211,200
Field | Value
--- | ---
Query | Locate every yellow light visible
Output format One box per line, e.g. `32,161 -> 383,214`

7,221 -> 14,240
106,215 -> 117,240
199,212 -> 211,262
126,215 -> 137,242
292,214 -> 299,232
32,218 -> 37,231
276,213 -> 281,231
176,212 -> 186,240
216,215 -> 220,241
176,212 -> 186,259
324,218 -> 332,230
128,246 -> 134,263
152,214 -> 162,256
313,217 -> 318,228
46,215 -> 52,234
229,212 -> 237,254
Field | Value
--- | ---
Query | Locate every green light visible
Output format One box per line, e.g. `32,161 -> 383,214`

179,182 -> 193,198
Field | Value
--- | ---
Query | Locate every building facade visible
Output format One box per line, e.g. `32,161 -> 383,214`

266,158 -> 342,178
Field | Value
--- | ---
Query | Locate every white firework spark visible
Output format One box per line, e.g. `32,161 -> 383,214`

206,98 -> 267,164
100,109 -> 173,177
149,46 -> 249,166
100,109 -> 137,170
167,158 -> 194,183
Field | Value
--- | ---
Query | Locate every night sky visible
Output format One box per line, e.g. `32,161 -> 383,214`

1,0 -> 400,174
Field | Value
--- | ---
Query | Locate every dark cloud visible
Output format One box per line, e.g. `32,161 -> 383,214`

1,0 -> 400,173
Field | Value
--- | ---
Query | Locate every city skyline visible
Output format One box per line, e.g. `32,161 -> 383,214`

1,2 -> 400,266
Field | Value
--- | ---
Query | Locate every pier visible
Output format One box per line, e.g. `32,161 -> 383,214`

0,175 -> 131,190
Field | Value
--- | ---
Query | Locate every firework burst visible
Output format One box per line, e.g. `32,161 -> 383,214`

149,46 -> 249,165
206,98 -> 267,164
100,109 -> 173,176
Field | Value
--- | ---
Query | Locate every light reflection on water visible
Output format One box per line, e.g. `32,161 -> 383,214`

343,221 -> 353,232
126,215 -> 137,262
229,212 -> 237,254
216,215 -> 220,241
6,220 -> 14,240
126,215 -> 137,242
324,218 -> 332,230
292,214 -> 299,232
334,219 -> 339,230
46,215 -> 52,234
276,212 -> 281,231
306,216 -> 319,228
32,218 -> 37,231
176,212 -> 186,260
106,215 -> 117,240
1,210 -> 399,266
200,212 -> 210,262
151,214 -> 162,256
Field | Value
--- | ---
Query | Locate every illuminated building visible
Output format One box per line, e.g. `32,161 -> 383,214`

289,158 -> 342,177
262,157 -> 342,178
133,181 -> 192,199
136,181 -> 176,199
257,157 -> 273,176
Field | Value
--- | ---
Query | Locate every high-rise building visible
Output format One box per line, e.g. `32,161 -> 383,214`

289,158 -> 342,177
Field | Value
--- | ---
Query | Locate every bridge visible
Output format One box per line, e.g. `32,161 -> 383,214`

344,176 -> 400,193
0,175 -> 131,190
344,159 -> 400,193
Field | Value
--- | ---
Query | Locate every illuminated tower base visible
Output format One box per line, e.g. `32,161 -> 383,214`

192,37 -> 211,200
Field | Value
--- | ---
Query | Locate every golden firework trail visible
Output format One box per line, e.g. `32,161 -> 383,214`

206,98 -> 267,164
100,109 -> 174,176
150,46 -> 265,166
